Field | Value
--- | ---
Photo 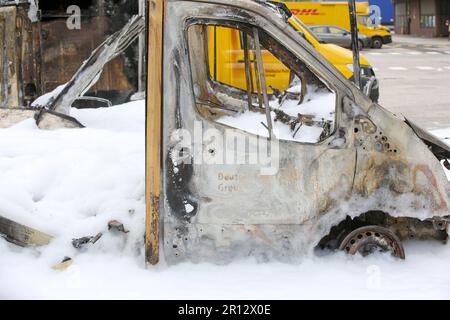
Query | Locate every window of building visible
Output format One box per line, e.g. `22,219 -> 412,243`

187,23 -> 337,144
420,0 -> 436,28
395,2 -> 407,28
420,15 -> 435,28
441,0 -> 450,15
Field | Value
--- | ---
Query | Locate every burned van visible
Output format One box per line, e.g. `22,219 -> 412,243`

143,0 -> 450,264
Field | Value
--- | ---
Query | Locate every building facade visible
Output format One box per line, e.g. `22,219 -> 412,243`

393,0 -> 450,37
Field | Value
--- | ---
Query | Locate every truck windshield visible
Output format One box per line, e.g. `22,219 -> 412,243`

357,15 -> 371,27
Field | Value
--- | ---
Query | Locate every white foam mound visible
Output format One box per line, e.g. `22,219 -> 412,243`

0,100 -> 450,299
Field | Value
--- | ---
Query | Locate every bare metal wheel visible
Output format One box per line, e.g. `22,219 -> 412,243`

339,225 -> 405,259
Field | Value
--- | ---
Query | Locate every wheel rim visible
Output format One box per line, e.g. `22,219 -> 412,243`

373,39 -> 382,48
339,225 -> 405,259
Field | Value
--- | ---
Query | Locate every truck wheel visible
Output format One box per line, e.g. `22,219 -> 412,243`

339,225 -> 405,259
371,37 -> 383,49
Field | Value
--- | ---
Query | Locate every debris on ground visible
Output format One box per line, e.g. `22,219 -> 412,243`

0,215 -> 53,247
108,220 -> 129,234
52,257 -> 73,271
35,110 -> 84,130
72,233 -> 103,249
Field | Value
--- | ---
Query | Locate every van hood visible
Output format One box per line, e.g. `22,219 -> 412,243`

405,118 -> 450,164
319,43 -> 370,66
377,25 -> 391,32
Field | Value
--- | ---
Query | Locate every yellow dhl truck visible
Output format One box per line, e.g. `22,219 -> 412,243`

209,3 -> 379,102
285,1 -> 392,49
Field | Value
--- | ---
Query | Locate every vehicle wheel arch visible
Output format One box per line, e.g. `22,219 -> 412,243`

316,210 -> 449,252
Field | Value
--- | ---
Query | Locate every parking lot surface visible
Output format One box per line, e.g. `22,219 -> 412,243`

361,36 -> 450,130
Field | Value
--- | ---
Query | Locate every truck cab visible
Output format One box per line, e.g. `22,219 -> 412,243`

356,10 -> 392,48
284,1 -> 392,49
145,0 -> 450,265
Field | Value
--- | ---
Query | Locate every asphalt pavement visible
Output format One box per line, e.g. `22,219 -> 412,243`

361,35 -> 450,130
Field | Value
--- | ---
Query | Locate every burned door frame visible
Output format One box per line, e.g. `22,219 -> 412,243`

160,1 -> 359,264
0,4 -> 42,108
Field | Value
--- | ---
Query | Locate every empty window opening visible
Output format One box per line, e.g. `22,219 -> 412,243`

188,23 -> 337,144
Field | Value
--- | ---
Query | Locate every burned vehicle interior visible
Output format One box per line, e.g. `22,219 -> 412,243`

187,22 -> 337,144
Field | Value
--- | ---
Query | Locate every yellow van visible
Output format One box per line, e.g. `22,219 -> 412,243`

208,4 -> 379,101
285,1 -> 392,49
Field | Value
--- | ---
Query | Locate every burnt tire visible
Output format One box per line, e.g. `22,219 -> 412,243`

371,37 -> 383,49
339,225 -> 405,259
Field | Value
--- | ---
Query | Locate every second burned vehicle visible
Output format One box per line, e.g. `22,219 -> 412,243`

145,0 -> 450,265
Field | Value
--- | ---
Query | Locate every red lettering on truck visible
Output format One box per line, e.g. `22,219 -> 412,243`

290,9 -> 321,16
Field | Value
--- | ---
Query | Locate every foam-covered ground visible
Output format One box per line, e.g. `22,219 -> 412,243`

1,100 -> 449,299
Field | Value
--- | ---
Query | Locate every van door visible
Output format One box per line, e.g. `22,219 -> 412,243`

162,3 -> 356,263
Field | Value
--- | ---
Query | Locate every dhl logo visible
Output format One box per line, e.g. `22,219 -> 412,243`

290,9 -> 324,16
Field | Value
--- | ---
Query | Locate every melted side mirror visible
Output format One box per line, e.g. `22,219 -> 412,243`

362,76 -> 379,103
363,77 -> 376,96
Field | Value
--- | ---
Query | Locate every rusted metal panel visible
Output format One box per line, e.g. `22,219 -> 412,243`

17,6 -> 43,105
44,15 -> 144,115
0,2 -> 140,108
0,6 -> 18,108
353,105 -> 450,212
0,5 -> 42,108
40,16 -> 135,98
